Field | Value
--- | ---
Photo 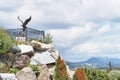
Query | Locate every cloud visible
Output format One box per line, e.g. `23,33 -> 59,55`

0,0 -> 22,12
48,22 -> 99,47
79,0 -> 120,21
1,0 -> 120,29
64,23 -> 120,61
47,21 -> 120,62
96,23 -> 111,35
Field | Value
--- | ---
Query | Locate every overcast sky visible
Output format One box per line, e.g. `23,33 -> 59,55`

1,0 -> 120,62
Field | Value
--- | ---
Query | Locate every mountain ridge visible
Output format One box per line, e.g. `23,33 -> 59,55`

66,57 -> 120,70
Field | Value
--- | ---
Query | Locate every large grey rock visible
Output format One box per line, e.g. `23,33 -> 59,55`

30,51 -> 55,65
48,50 -> 59,60
13,55 -> 30,69
30,40 -> 54,51
48,66 -> 55,79
16,67 -> 37,80
37,64 -> 50,80
17,44 -> 34,54
0,73 -> 17,80
10,46 -> 21,54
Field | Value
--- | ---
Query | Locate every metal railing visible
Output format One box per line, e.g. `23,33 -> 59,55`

7,27 -> 45,41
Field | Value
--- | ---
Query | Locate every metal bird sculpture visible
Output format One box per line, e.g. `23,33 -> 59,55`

18,16 -> 31,31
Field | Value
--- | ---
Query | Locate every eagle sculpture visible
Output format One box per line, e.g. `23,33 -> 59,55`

18,16 -> 31,31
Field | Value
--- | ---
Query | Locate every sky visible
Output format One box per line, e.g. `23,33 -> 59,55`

1,0 -> 120,62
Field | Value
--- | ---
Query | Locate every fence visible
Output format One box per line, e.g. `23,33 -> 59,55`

7,27 -> 45,41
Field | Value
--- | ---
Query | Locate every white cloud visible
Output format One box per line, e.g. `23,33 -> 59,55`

48,22 -> 98,47
95,23 -> 111,36
65,24 -> 120,61
71,42 -> 111,54
1,0 -> 120,29
0,0 -> 22,10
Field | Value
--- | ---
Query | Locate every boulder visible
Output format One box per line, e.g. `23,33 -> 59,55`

0,73 -> 17,80
30,51 -> 55,65
48,50 -> 59,60
22,51 -> 34,58
13,55 -> 30,69
17,44 -> 34,54
48,66 -> 55,77
30,40 -> 54,51
16,67 -> 37,80
10,45 -> 21,54
37,64 -> 50,80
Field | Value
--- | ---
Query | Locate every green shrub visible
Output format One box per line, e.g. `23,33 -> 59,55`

0,61 -> 9,73
28,64 -> 40,77
0,53 -> 17,73
8,68 -> 19,74
42,33 -> 52,44
108,70 -> 120,80
0,28 -> 15,54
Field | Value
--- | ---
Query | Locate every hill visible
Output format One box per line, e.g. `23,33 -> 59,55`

66,57 -> 120,70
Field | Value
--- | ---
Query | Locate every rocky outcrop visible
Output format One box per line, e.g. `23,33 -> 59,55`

16,67 -> 37,80
0,40 -> 60,80
13,55 -> 30,69
37,64 -> 50,80
30,40 -> 54,51
13,44 -> 35,69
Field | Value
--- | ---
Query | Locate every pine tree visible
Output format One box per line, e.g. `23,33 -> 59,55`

108,62 -> 112,72
42,33 -> 52,44
73,68 -> 88,80
54,56 -> 69,80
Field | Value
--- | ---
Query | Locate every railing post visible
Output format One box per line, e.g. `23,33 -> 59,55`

25,28 -> 27,41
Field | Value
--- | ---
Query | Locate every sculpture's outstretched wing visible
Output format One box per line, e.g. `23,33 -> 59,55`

22,16 -> 31,27
17,16 -> 24,24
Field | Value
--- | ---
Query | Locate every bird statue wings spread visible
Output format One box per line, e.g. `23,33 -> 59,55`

17,16 -> 31,29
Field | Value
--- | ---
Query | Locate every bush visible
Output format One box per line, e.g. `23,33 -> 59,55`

0,28 -> 15,54
8,68 -> 19,74
73,68 -> 88,80
0,61 -> 9,73
28,64 -> 40,77
42,33 -> 52,44
0,53 -> 17,73
54,56 -> 69,80
108,70 -> 120,80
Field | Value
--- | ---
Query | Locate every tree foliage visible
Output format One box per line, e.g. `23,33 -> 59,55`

42,33 -> 52,44
0,28 -> 15,54
108,70 -> 120,80
73,68 -> 88,80
83,68 -> 109,80
54,56 -> 69,80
